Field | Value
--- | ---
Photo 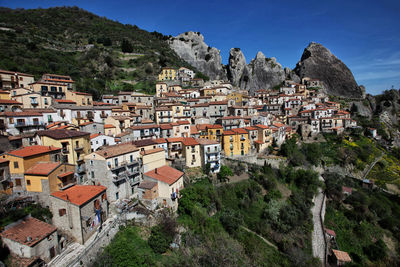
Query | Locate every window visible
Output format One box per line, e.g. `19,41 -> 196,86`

75,141 -> 79,147
51,86 -> 57,92
58,209 -> 66,216
15,179 -> 21,186
26,180 -> 31,185
59,87 -> 62,92
116,192 -> 119,200
130,155 -> 133,163
9,118 -> 14,124
13,161 -> 19,168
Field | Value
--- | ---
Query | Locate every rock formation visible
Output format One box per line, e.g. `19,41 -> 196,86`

168,31 -> 226,80
294,42 -> 364,98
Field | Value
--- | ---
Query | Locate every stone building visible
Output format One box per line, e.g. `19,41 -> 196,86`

50,185 -> 108,245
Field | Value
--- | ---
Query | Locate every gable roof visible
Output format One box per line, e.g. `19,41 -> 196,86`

37,129 -> 90,139
144,165 -> 183,185
6,145 -> 61,158
51,185 -> 106,206
0,217 -> 56,247
140,147 -> 165,156
25,162 -> 61,176
95,143 -> 138,159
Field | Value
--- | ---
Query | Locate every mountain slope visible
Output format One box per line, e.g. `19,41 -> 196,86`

0,6 -> 192,98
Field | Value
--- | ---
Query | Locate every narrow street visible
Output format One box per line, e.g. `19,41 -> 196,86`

311,186 -> 326,265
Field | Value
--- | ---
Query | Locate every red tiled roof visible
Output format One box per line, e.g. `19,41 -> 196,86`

55,99 -> 76,104
332,250 -> 352,262
0,158 -> 9,163
342,186 -> 353,194
25,162 -> 61,176
182,137 -> 199,146
153,138 -> 167,144
95,143 -> 138,158
325,228 -> 336,237
244,126 -> 257,131
223,130 -> 235,135
130,124 -> 159,130
0,99 -> 21,105
7,145 -> 61,158
0,111 -> 42,117
37,129 -> 90,139
79,121 -> 93,126
51,185 -> 106,206
0,217 -> 56,247
72,91 -> 91,96
231,128 -> 248,134
140,147 -> 165,156
160,124 -> 173,130
190,125 -> 199,135
177,120 -> 190,125
90,133 -> 101,139
138,180 -> 158,190
166,137 -> 184,143
58,171 -> 74,178
104,124 -> 116,129
144,165 -> 183,185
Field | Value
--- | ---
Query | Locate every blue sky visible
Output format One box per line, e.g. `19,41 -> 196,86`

1,0 -> 400,95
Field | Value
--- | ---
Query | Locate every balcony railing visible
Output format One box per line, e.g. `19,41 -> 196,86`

15,122 -> 44,128
74,146 -> 84,152
62,148 -> 69,154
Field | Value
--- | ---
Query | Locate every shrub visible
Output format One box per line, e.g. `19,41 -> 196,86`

148,225 -> 173,254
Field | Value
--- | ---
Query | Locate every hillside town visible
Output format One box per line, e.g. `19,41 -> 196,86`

0,67 -> 360,266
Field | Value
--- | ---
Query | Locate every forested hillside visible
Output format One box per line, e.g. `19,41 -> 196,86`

0,6 -> 192,98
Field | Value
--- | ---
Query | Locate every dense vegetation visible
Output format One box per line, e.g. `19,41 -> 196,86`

324,173 -> 400,266
0,6 -> 193,98
98,164 -> 322,266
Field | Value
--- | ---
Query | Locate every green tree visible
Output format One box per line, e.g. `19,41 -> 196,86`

121,38 -> 133,53
217,165 -> 233,183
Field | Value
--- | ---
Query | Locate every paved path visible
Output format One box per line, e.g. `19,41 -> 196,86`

241,226 -> 278,250
311,186 -> 326,265
362,153 -> 384,180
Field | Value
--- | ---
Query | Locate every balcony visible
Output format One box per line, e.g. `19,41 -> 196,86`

15,122 -> 44,128
171,146 -> 182,152
62,148 -> 69,154
76,157 -> 84,163
100,113 -> 107,118
31,101 -> 39,106
77,165 -> 86,174
240,137 -> 246,141
112,174 -> 126,183
74,146 -> 84,152
110,164 -> 125,172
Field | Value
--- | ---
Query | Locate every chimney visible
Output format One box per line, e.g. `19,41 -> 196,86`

155,168 -> 157,174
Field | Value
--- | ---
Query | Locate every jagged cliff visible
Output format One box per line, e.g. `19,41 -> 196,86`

168,31 -> 227,80
294,42 -> 365,98
170,33 -> 363,98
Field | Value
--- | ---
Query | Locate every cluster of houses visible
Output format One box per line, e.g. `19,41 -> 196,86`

0,67 -> 358,265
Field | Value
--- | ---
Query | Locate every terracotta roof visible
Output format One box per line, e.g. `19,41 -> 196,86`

244,126 -> 257,131
144,165 -> 183,185
51,185 -> 106,206
153,138 -> 167,144
37,129 -> 89,139
132,139 -> 157,147
0,158 -> 9,163
166,137 -> 184,143
0,217 -> 56,247
332,250 -> 352,262
231,128 -> 248,134
223,130 -> 235,135
72,91 -> 91,96
58,171 -> 74,178
325,228 -> 336,237
177,120 -> 190,125
140,147 -> 165,156
7,145 -> 61,158
160,124 -> 173,130
138,180 -> 158,190
104,124 -> 116,129
130,124 -> 159,130
342,186 -> 353,194
95,143 -> 138,158
182,137 -> 199,146
25,162 -> 61,176
0,99 -> 21,105
190,125 -> 199,135
0,111 -> 42,117
209,100 -> 228,105
90,133 -> 101,139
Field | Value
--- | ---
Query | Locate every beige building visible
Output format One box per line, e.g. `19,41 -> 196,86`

140,148 -> 166,173
12,92 -> 52,109
0,69 -> 35,89
143,165 -> 184,203
65,91 -> 93,106
182,138 -> 201,168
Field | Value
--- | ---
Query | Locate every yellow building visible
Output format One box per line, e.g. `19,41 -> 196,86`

30,81 -> 68,99
24,162 -> 76,194
0,69 -> 35,89
222,128 -> 250,156
140,148 -> 166,173
36,129 -> 91,165
0,90 -> 10,100
227,92 -> 248,105
104,124 -> 117,136
12,92 -> 52,109
1,146 -> 62,194
201,87 -> 217,96
158,67 -> 176,81
254,124 -> 273,152
65,91 -> 93,106
156,82 -> 168,97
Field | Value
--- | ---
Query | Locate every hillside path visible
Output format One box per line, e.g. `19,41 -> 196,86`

240,226 -> 278,250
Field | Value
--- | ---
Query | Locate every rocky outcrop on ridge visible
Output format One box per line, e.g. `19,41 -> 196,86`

294,42 -> 364,98
168,31 -> 226,80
